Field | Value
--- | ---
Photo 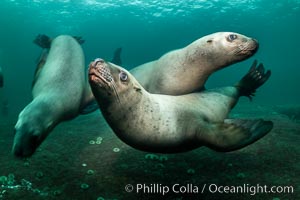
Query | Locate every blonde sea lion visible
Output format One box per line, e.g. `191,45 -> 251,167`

131,32 -> 259,95
13,35 -> 96,157
89,59 -> 272,153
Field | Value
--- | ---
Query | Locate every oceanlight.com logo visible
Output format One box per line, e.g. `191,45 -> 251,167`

124,183 -> 294,196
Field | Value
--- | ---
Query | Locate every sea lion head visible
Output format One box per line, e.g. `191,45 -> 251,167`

89,58 -> 143,106
13,102 -> 54,157
199,32 -> 259,68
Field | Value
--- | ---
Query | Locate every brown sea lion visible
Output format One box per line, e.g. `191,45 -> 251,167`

88,59 -> 272,153
131,32 -> 259,95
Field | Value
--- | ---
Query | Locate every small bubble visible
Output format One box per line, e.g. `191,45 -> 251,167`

89,140 -> 96,145
82,163 -> 87,167
0,176 -> 7,184
155,163 -> 165,169
236,172 -> 246,179
144,154 -> 159,160
86,170 -> 95,175
187,168 -> 196,174
53,189 -> 62,196
96,140 -> 102,145
113,148 -> 120,152
80,183 -> 89,190
35,171 -> 44,178
159,155 -> 168,161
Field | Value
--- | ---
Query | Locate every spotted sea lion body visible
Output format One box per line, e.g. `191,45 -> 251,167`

89,59 -> 272,153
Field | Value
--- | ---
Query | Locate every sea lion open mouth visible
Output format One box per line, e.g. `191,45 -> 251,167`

90,59 -> 272,154
89,58 -> 121,103
89,58 -> 113,87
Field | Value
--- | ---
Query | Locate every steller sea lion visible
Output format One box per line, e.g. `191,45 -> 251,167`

13,35 -> 96,157
32,34 -> 85,87
88,59 -> 272,153
130,32 -> 259,95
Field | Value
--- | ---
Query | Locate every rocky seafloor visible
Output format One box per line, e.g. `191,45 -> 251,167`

0,102 -> 299,200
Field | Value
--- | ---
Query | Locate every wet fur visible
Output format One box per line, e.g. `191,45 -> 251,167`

89,61 -> 272,153
13,35 -> 92,157
130,32 -> 258,95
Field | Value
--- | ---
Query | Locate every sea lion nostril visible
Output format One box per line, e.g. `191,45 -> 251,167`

252,38 -> 258,43
94,58 -> 105,66
92,61 -> 273,154
130,32 -> 259,95
94,58 -> 104,63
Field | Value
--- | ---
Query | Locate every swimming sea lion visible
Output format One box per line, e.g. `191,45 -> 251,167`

33,34 -> 122,87
130,32 -> 259,95
13,35 -> 96,157
32,34 -> 85,87
89,59 -> 272,153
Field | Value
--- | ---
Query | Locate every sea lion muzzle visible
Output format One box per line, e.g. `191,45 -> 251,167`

92,58 -> 113,83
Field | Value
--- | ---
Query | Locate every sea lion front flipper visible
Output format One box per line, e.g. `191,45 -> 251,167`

33,34 -> 52,49
111,47 -> 122,65
236,60 -> 271,100
198,119 -> 273,152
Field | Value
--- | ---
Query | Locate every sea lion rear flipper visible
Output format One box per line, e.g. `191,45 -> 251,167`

34,34 -> 85,48
236,60 -> 271,100
72,36 -> 85,45
111,47 -> 122,65
199,119 -> 273,152
79,99 -> 99,115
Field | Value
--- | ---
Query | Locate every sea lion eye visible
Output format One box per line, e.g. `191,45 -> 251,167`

119,72 -> 128,81
227,34 -> 237,42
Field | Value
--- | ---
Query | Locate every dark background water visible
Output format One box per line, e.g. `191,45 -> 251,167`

0,0 -> 299,117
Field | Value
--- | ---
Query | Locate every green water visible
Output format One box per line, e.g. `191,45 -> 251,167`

0,0 -> 299,116
0,1 -> 299,199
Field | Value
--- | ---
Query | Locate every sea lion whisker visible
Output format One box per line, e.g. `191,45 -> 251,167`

227,48 -> 242,56
110,80 -> 121,104
230,43 -> 253,56
91,60 -> 273,154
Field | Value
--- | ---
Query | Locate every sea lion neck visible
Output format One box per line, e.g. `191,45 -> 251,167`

112,84 -> 146,107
